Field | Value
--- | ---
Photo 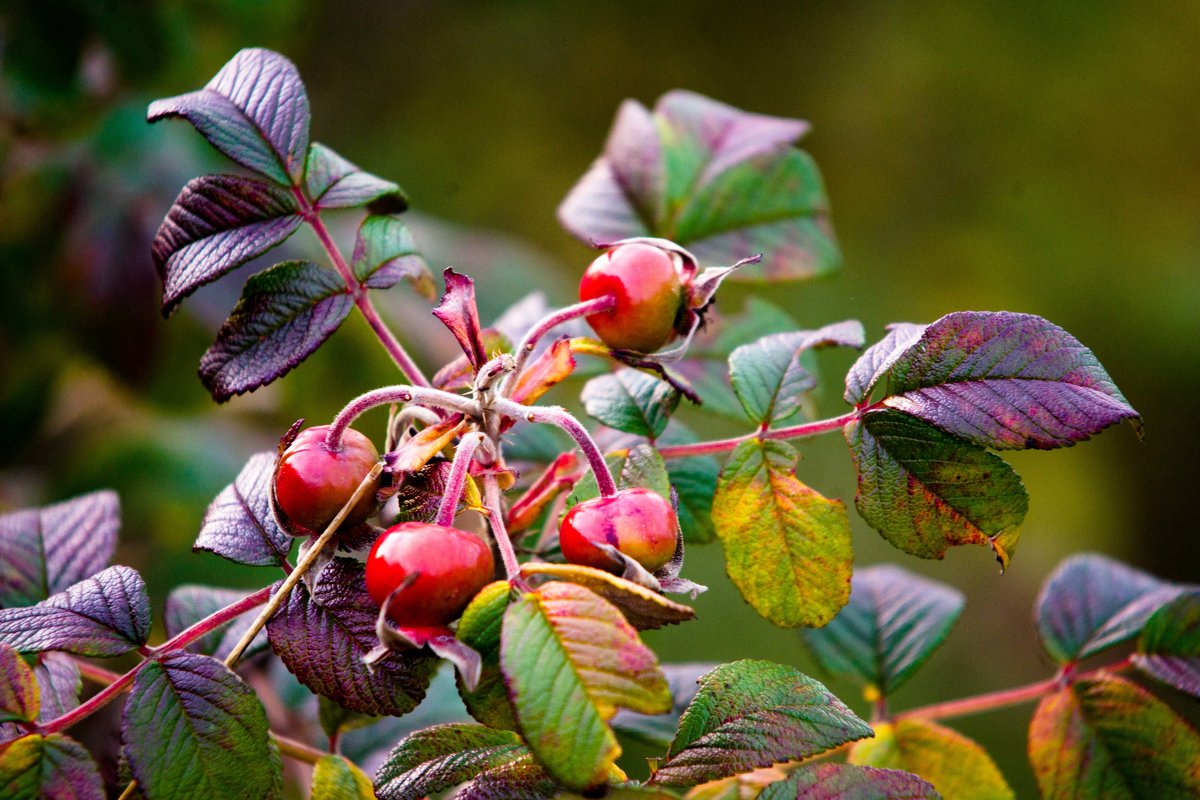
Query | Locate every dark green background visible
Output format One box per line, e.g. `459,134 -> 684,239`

2,2 -> 1198,795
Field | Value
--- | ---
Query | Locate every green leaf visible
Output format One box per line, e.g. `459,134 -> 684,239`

850,718 -> 1013,800
712,439 -> 852,628
846,410 -> 1027,567
802,566 -> 964,695
501,583 -> 670,789
351,215 -> 434,298
0,644 -> 37,724
317,696 -> 380,742
1028,674 -> 1200,799
728,322 -> 864,424
759,763 -> 940,799
666,451 -> 719,544
653,661 -> 871,787
374,723 -> 528,800
306,142 -> 407,213
313,754 -> 376,800
456,581 -> 516,730
570,444 -> 672,507
582,369 -> 681,438
0,733 -> 105,800
1134,591 -> 1200,697
121,652 -> 274,800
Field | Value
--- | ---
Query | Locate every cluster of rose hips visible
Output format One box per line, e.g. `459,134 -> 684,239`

272,241 -> 691,634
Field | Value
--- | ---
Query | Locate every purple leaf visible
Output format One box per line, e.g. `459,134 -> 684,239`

0,566 -> 150,657
393,460 -> 455,524
148,48 -> 310,186
0,733 -> 105,800
373,723 -> 529,800
31,654 -> 80,723
802,565 -> 964,695
761,763 -> 940,799
195,452 -> 292,567
266,558 -> 437,715
122,652 -> 275,800
0,490 -> 119,608
844,323 -> 928,405
165,585 -> 269,661
0,643 -> 38,724
882,312 -> 1140,450
351,215 -> 434,297
305,142 -> 407,214
1134,591 -> 1200,697
432,268 -> 487,370
152,174 -> 302,314
1036,554 -> 1189,664
199,260 -> 353,402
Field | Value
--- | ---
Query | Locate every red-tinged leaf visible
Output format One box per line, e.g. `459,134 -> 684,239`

729,321 -> 865,424
200,260 -> 353,402
165,585 -> 268,661
456,581 -> 516,731
313,754 -> 375,800
846,410 -> 1027,567
1028,674 -> 1200,799
29,654 -> 79,723
393,460 -> 455,524
520,563 -> 696,631
510,337 -> 577,406
1035,553 -> 1188,664
306,142 -> 407,214
612,662 -> 715,749
507,452 -> 582,534
389,415 -> 468,475
148,48 -> 310,185
196,452 -> 292,567
0,644 -> 37,724
844,323 -> 927,405
802,566 -> 964,695
152,174 -> 302,313
0,490 -> 119,608
559,91 -> 838,282
432,329 -> 510,391
456,755 -> 560,800
266,558 -> 437,715
881,312 -> 1140,450
433,268 -> 487,370
759,763 -> 940,799
711,439 -> 852,628
850,718 -> 1012,800
374,723 -> 528,800
122,652 -> 275,800
0,733 -> 105,800
1134,591 -> 1200,697
0,566 -> 150,657
351,214 -> 433,297
652,660 -> 871,787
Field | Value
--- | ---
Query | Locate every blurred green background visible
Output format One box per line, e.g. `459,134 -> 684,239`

2,1 -> 1198,795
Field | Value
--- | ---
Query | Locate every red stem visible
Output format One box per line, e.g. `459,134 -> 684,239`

894,676 -> 1061,723
152,584 -> 273,655
657,409 -> 861,460
38,664 -> 142,735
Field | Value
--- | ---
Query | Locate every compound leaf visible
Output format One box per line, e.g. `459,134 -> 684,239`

374,723 -> 528,800
0,644 -> 37,724
803,566 -> 964,695
712,439 -> 852,628
351,214 -> 433,297
846,410 -> 1027,567
0,733 -> 104,800
844,323 -> 928,405
195,452 -> 292,567
0,566 -> 150,657
881,312 -> 1140,450
559,91 -> 838,282
122,651 -> 274,800
759,763 -> 940,799
152,175 -> 301,313
653,660 -> 871,787
312,754 -> 375,800
1035,553 -> 1187,664
850,718 -> 1012,800
582,369 -> 680,438
1028,674 -> 1200,799
306,142 -> 406,214
165,585 -> 268,661
266,558 -> 436,716
200,259 -> 353,401
1134,591 -> 1200,697
148,47 -> 310,185
0,490 -> 119,608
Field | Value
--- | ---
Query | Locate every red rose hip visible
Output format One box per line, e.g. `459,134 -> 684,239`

275,425 -> 381,534
559,487 -> 678,574
365,522 -> 495,628
579,242 -> 683,353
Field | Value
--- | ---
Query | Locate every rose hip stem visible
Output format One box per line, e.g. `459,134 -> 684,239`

326,385 -> 481,449
490,397 -> 617,497
435,432 -> 486,528
500,295 -> 616,397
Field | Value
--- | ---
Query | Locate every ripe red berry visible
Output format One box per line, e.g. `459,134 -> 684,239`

274,425 -> 381,534
559,487 -> 678,574
365,522 -> 495,628
579,242 -> 683,353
